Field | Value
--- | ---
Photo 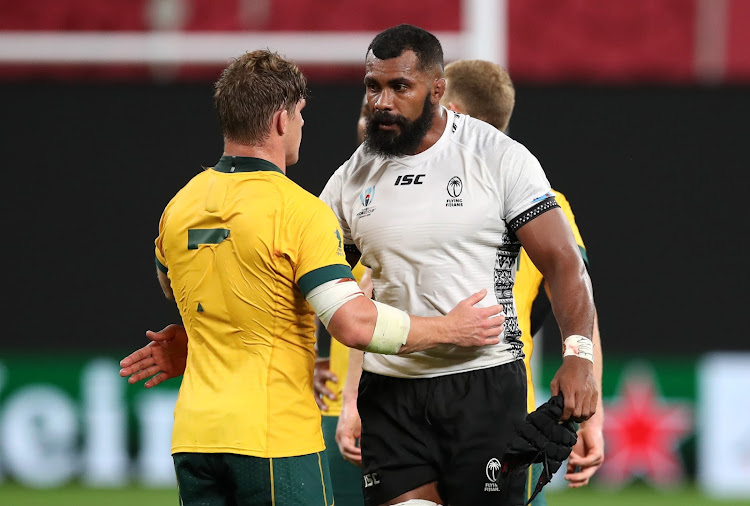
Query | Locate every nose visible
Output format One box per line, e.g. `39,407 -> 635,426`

373,89 -> 394,112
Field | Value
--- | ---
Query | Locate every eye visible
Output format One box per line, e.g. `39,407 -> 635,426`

394,83 -> 408,92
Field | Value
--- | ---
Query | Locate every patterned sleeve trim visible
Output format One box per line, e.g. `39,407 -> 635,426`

507,197 -> 560,232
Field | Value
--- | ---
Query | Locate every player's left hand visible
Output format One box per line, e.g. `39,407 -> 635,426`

550,355 -> 598,422
313,358 -> 338,411
565,420 -> 605,487
119,324 -> 188,388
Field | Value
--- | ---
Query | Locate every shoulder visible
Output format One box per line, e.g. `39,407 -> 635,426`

335,143 -> 379,179
278,176 -> 332,214
450,113 -> 537,166
321,145 -> 380,201
161,168 -> 211,214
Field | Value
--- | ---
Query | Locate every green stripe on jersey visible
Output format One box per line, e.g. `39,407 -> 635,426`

188,228 -> 230,250
298,264 -> 355,296
155,257 -> 168,273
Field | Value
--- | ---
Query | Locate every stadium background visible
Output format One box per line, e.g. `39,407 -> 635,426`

1,0 -> 749,504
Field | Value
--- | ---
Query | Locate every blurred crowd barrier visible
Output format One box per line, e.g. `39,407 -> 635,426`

0,353 -> 748,499
0,0 -> 748,83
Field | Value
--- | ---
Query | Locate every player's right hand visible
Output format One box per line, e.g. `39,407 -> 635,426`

119,323 -> 188,388
550,355 -> 598,422
313,358 -> 338,411
444,289 -> 504,347
566,420 -> 605,487
336,401 -> 363,466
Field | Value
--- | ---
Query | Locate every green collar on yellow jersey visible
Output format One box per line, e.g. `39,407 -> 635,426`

212,156 -> 284,174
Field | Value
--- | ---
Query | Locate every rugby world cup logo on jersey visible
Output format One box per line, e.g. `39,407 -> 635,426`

484,457 -> 501,492
446,176 -> 464,207
357,186 -> 376,218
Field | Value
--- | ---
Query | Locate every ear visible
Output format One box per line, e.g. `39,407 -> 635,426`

448,101 -> 463,114
274,110 -> 288,136
431,77 -> 446,104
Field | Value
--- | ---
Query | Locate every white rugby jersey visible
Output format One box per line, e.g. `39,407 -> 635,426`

319,109 -> 557,378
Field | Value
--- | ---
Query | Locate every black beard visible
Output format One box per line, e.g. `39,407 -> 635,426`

363,94 -> 434,158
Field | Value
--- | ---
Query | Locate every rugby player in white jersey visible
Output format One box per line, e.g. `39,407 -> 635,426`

320,24 -> 598,506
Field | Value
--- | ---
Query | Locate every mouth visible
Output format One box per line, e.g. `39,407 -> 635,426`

378,123 -> 399,131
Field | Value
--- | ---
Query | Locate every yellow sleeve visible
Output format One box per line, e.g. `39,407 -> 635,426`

154,206 -> 169,273
553,190 -> 588,265
351,261 -> 367,282
289,197 -> 353,295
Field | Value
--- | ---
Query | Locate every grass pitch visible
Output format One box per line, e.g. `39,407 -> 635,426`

546,484 -> 748,506
0,482 -> 747,506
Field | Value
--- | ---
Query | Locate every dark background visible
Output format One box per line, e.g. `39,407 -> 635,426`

3,82 -> 747,355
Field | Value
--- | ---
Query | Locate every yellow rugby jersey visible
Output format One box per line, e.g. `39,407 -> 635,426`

321,261 -> 367,417
154,156 -> 353,458
513,190 -> 588,413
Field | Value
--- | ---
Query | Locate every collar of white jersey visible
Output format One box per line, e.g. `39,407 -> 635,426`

392,107 -> 455,168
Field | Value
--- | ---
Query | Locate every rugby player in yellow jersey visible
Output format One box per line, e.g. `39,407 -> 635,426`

119,49 -> 507,506
441,59 -> 605,502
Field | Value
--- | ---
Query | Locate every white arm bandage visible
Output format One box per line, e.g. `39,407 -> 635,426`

306,279 -> 364,327
563,335 -> 594,363
305,279 -> 411,355
366,300 -> 411,355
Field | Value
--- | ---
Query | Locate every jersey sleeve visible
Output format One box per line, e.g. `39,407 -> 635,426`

553,190 -> 589,267
154,205 -> 170,274
290,197 -> 354,296
319,166 -> 354,244
499,142 -> 555,229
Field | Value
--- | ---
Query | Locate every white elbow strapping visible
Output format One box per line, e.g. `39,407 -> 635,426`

306,279 -> 364,327
365,300 -> 411,355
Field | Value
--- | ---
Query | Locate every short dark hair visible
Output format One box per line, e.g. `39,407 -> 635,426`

367,24 -> 444,72
214,49 -> 307,146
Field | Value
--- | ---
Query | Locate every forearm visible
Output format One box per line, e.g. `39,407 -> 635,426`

318,281 -> 500,355
547,260 -> 595,343
328,297 -> 451,354
342,347 -> 364,407
398,314 -> 453,353
583,311 -> 604,426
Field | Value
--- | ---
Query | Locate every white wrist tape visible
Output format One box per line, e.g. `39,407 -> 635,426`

365,300 -> 411,355
563,335 -> 594,363
306,279 -> 364,327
